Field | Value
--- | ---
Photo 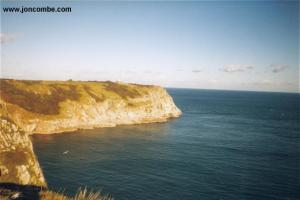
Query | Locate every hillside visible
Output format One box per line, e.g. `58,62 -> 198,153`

0,79 -> 181,199
0,79 -> 181,134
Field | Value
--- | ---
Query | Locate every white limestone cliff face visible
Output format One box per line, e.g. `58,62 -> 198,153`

0,79 -> 180,196
1,80 -> 181,134
0,117 -> 46,186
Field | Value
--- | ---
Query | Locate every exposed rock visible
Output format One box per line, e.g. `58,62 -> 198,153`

0,79 -> 180,196
0,116 -> 46,187
0,79 -> 181,134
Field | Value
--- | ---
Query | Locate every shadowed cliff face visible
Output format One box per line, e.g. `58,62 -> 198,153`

0,114 -> 111,199
0,79 -> 181,134
0,116 -> 46,187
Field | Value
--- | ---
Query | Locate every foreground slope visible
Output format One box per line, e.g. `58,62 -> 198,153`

0,79 -> 181,134
0,116 -> 46,187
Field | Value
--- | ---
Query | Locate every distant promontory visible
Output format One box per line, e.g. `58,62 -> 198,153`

0,79 -> 181,134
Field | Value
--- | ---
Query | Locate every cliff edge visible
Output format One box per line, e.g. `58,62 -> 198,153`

0,115 -> 46,187
0,79 -> 181,134
0,79 -> 181,199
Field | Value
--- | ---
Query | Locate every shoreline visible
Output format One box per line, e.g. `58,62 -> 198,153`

29,115 -> 181,135
1,79 -> 182,135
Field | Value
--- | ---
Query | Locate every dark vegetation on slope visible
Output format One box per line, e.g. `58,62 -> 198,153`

103,81 -> 141,99
83,85 -> 105,103
0,79 -> 150,116
0,80 -> 80,115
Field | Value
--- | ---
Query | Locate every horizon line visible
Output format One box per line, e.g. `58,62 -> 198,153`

1,76 -> 299,94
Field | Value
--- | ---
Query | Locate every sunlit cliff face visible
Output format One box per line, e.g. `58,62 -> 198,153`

0,116 -> 46,186
0,79 -> 180,190
0,79 -> 181,134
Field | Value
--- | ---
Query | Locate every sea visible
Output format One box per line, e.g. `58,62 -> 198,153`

32,89 -> 300,200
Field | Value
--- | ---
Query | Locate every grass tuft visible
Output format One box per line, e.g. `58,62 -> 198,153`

73,188 -> 112,200
39,190 -> 69,200
39,188 -> 113,200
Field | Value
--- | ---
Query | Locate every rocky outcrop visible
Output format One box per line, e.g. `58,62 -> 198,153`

0,79 -> 180,199
0,116 -> 46,187
0,79 -> 181,134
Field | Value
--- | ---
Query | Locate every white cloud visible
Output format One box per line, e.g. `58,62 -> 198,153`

0,33 -> 21,44
192,69 -> 201,73
270,64 -> 288,73
221,64 -> 254,73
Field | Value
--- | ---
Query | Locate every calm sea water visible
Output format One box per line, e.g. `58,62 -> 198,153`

32,89 -> 300,200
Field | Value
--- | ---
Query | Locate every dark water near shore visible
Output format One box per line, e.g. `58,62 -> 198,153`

32,89 -> 300,200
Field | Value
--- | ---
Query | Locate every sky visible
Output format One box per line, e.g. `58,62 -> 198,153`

1,1 -> 299,92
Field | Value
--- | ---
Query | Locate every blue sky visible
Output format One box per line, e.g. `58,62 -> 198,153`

1,1 -> 299,92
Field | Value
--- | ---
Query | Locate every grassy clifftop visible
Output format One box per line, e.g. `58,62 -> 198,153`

0,79 -> 153,115
0,79 -> 181,134
0,79 -> 180,199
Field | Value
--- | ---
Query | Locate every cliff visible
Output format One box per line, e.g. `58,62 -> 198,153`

0,116 -> 110,199
0,79 -> 180,199
0,79 -> 181,134
0,115 -> 46,187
